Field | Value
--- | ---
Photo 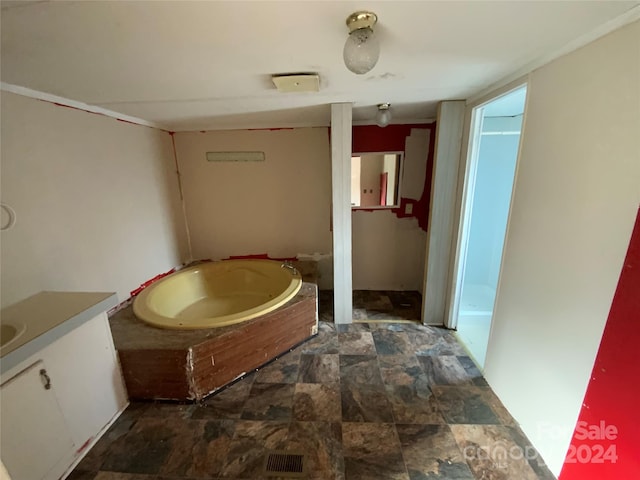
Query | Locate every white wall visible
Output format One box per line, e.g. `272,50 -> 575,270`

0,92 -> 189,308
352,211 -> 426,291
352,128 -> 430,291
483,20 -> 640,475
173,128 -> 332,263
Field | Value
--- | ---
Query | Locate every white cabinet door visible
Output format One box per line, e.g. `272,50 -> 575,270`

0,361 -> 76,480
43,314 -> 128,448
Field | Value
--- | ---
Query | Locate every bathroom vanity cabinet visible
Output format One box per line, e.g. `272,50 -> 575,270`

1,360 -> 76,480
0,292 -> 127,480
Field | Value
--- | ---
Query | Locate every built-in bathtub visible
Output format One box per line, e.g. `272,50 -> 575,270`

110,260 -> 318,401
133,259 -> 303,329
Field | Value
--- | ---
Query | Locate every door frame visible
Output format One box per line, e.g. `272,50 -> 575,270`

446,105 -> 484,330
445,79 -> 529,330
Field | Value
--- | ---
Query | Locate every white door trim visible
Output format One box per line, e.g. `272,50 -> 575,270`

445,79 -> 529,330
422,101 -> 466,325
446,107 -> 484,330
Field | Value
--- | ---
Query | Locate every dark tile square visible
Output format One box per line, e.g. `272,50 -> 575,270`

160,419 -> 234,477
344,457 -> 409,480
341,383 -> 394,423
450,424 -> 542,480
404,461 -> 476,480
378,355 -> 426,386
65,471 -> 98,480
414,332 -> 467,356
396,424 -> 473,479
142,402 -> 196,420
298,354 -> 340,384
343,422 -> 408,479
507,426 -> 558,480
255,350 -> 301,384
475,387 -> 517,426
300,330 -> 340,354
352,308 -> 369,320
372,329 -> 414,355
220,420 -> 289,479
338,331 -> 377,355
192,377 -> 253,420
456,355 -> 489,386
240,383 -> 294,420
74,402 -> 147,471
367,312 -> 408,321
339,355 -> 382,385
287,421 -> 344,480
363,293 -> 394,313
336,323 -> 371,333
293,383 -> 341,422
431,386 -> 501,424
418,356 -> 473,386
367,322 -> 410,332
93,474 -> 160,479
99,417 -> 179,474
385,383 -> 444,424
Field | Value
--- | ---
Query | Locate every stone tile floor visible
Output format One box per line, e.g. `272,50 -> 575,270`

350,290 -> 422,322
70,292 -> 556,480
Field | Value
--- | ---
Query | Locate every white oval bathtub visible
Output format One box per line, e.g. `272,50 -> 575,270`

133,259 -> 303,329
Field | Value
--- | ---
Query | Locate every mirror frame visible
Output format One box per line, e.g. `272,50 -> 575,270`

351,151 -> 404,210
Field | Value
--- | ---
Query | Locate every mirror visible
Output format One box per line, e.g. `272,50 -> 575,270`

351,152 -> 403,209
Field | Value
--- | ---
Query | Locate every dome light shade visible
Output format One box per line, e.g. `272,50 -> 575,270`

343,28 -> 379,74
343,11 -> 379,75
376,103 -> 392,127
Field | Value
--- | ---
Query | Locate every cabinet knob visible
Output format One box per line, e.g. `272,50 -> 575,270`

39,369 -> 52,390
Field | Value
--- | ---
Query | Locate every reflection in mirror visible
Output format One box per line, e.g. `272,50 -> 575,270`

351,152 -> 403,208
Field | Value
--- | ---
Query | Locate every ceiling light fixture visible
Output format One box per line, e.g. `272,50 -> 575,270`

343,11 -> 379,75
376,103 -> 392,128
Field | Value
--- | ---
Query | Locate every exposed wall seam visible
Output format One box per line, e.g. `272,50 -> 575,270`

170,132 -> 194,263
0,82 -> 168,131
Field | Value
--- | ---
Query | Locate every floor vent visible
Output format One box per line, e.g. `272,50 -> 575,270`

263,451 -> 306,477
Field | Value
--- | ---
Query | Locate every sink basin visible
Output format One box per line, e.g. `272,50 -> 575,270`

1,323 -> 26,349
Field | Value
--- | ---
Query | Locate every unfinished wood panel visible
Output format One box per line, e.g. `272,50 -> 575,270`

191,298 -> 316,398
118,349 -> 189,400
112,283 -> 318,401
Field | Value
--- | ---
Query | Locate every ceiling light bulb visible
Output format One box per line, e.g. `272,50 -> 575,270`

376,103 -> 392,128
343,11 -> 379,75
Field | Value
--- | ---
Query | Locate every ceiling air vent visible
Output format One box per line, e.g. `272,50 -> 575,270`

272,73 -> 320,93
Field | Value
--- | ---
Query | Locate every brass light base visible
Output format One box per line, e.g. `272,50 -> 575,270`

346,11 -> 377,32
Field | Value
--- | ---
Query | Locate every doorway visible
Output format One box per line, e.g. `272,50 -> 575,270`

450,86 -> 527,367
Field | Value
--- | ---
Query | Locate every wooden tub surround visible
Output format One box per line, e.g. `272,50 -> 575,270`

110,275 -> 318,401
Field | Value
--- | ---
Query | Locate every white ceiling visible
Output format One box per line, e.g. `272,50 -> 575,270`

1,0 -> 638,131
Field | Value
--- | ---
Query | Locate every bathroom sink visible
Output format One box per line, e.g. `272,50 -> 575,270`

0,323 -> 26,349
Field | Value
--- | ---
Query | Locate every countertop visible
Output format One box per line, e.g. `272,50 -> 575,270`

0,291 -> 118,375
